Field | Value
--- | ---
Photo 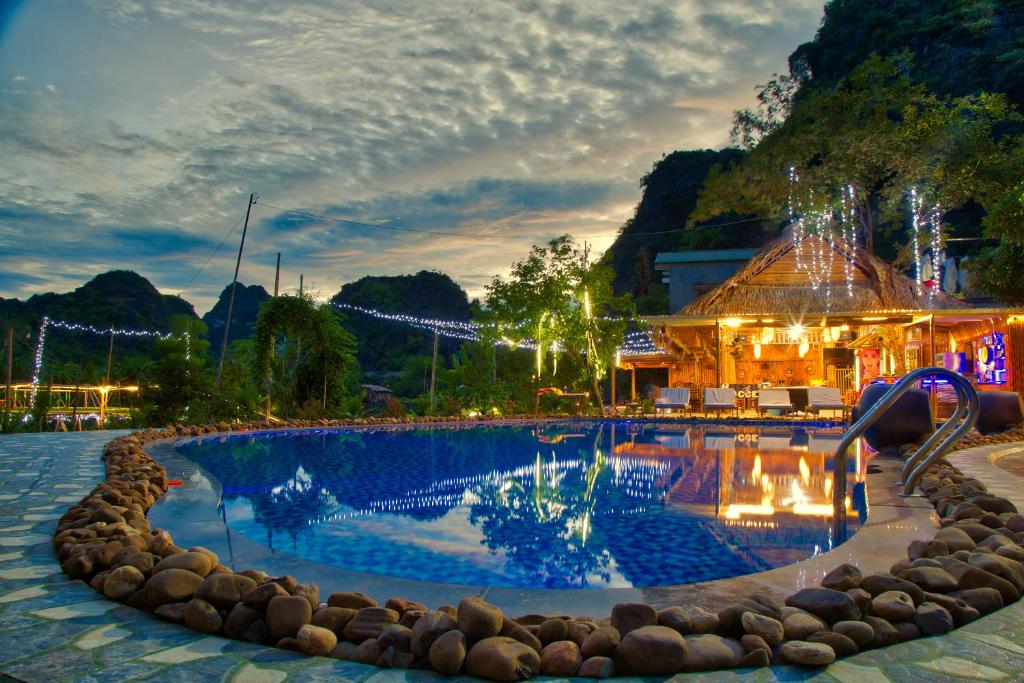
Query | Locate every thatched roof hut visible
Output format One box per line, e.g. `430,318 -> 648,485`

681,230 -> 963,316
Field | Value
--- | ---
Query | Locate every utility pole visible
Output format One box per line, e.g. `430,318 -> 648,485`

216,192 -> 258,389
273,253 -> 281,297
104,329 -> 114,386
4,326 -> 12,413
429,330 -> 439,409
267,253 -> 281,420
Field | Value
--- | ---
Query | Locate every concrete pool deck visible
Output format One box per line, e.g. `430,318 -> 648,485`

0,430 -> 1023,681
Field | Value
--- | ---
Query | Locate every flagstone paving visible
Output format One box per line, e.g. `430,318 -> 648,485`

1,430 -> 1024,682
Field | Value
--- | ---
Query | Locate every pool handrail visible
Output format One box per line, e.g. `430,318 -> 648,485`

832,367 -> 979,534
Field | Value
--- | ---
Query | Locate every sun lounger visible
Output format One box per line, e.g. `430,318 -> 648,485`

806,386 -> 848,419
655,387 -> 690,416
704,387 -> 738,417
757,389 -> 793,416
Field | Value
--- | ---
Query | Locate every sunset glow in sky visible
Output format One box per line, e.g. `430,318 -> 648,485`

0,0 -> 825,310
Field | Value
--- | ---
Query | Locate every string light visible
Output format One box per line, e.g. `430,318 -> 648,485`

29,316 -> 174,407
910,187 -> 924,297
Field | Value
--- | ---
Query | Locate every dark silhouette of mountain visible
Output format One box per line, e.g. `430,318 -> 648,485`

330,271 -> 472,376
202,283 -> 272,346
601,149 -> 773,303
0,270 -> 197,382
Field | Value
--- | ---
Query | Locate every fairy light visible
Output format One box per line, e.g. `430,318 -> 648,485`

910,187 -> 924,297
928,203 -> 943,302
29,317 -> 49,406
29,317 -> 174,407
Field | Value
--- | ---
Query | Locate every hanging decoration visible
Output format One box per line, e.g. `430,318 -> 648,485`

786,170 -> 857,312
908,187 -> 944,303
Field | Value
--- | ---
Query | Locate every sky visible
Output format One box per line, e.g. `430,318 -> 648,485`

0,0 -> 825,314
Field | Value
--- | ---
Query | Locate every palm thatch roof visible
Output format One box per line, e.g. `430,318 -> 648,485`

680,230 -> 964,316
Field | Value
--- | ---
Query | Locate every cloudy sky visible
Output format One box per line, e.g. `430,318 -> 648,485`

0,0 -> 824,313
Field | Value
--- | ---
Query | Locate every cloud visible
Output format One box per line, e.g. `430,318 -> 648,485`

0,0 -> 825,311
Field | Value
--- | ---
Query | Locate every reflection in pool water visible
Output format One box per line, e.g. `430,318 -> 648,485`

175,422 -> 867,589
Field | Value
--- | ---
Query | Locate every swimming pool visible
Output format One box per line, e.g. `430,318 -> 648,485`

172,421 -> 867,590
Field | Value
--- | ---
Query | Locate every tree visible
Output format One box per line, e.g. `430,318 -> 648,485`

694,55 -> 1022,258
146,316 -> 213,425
478,237 -> 633,411
252,293 -> 360,418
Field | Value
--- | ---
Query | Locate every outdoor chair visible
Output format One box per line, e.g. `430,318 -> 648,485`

806,386 -> 849,420
757,389 -> 794,416
654,387 -> 690,416
703,387 -> 738,417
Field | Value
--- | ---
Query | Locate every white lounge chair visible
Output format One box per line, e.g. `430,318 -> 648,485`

806,386 -> 848,419
655,387 -> 690,416
757,389 -> 793,416
704,387 -> 738,417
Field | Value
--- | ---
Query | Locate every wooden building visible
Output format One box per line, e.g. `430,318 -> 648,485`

624,232 -> 1023,408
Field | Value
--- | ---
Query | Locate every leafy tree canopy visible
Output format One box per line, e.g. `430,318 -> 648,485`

695,54 -> 1022,263
478,237 -> 634,409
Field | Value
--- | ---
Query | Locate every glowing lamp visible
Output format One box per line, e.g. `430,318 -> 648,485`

761,327 -> 775,344
788,323 -> 805,339
798,338 -> 810,358
753,343 -> 762,359
722,317 -> 742,328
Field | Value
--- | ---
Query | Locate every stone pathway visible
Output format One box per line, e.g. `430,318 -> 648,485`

1,431 -> 1024,682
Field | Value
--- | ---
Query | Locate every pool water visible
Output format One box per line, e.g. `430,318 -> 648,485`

174,421 -> 867,589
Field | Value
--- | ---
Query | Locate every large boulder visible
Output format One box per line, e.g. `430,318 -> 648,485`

610,603 -> 657,636
465,637 -> 541,681
683,634 -> 744,671
458,597 -> 504,640
343,607 -> 399,642
539,641 -> 582,676
429,629 -> 467,675
411,610 -> 457,657
581,626 -> 620,658
785,588 -> 861,623
141,568 -> 204,608
194,573 -> 257,610
614,625 -> 687,675
267,595 -> 312,641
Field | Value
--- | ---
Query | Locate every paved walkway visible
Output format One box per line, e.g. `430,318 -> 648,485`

1,431 -> 1024,682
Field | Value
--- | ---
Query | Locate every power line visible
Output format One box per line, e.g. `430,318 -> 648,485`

181,211 -> 248,292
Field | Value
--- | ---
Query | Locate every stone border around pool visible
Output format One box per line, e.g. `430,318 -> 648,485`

51,417 -> 1024,679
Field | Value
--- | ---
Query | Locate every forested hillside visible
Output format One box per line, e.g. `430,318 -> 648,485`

0,271 -> 197,382
330,271 -> 473,378
600,148 -> 775,310
202,283 -> 272,346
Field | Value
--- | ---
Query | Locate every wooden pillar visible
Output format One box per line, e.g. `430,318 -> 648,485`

631,366 -> 636,401
1007,318 -> 1024,395
715,320 -> 722,387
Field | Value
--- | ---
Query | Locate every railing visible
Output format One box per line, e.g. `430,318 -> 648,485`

831,367 -> 979,538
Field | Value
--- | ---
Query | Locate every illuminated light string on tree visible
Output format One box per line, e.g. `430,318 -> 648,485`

908,187 -> 944,303
29,316 -> 175,405
786,170 -> 859,312
28,305 -> 660,406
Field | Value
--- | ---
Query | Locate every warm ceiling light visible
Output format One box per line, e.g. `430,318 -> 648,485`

862,316 -> 888,321
840,324 -> 850,331
722,317 -> 742,328
761,318 -> 775,323
788,324 -> 805,338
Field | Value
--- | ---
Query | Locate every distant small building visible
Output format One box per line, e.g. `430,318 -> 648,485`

360,384 -> 393,403
655,248 -> 760,313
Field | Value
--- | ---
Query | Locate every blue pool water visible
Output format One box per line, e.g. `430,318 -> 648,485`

174,421 -> 867,589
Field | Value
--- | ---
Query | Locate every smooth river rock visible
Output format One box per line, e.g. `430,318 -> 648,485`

614,625 -> 687,675
780,640 -> 836,666
785,588 -> 860,623
465,636 -> 541,681
458,597 -> 505,640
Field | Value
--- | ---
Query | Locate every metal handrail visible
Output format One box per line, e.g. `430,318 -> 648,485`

831,367 -> 979,537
